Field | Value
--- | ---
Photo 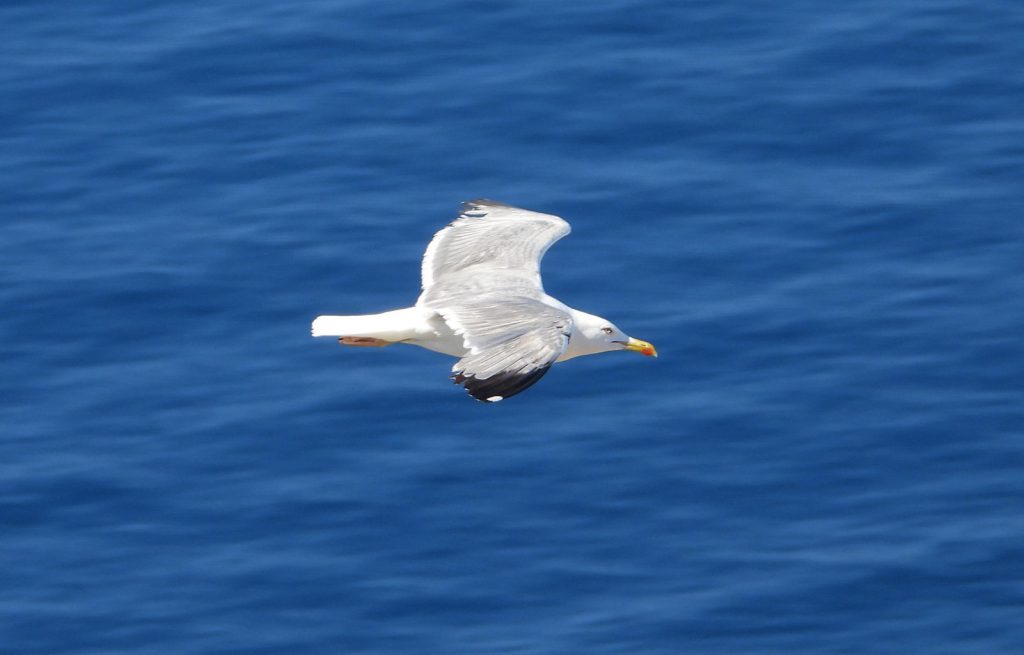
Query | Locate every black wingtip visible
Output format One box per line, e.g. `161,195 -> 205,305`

461,198 -> 517,214
451,366 -> 552,403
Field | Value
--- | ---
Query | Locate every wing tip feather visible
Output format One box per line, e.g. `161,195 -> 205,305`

462,198 -> 516,212
451,365 -> 553,403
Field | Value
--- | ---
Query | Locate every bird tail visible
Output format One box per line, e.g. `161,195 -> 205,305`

311,307 -> 423,341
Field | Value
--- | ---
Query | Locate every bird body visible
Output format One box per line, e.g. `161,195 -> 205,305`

312,200 -> 656,402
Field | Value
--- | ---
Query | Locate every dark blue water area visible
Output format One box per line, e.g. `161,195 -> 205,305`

2,1 -> 1023,653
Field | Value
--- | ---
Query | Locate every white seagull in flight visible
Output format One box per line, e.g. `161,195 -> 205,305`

312,199 -> 657,402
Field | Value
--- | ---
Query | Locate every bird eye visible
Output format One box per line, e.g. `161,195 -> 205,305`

601,327 -> 613,335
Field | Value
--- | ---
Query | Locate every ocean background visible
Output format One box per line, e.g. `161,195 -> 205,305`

2,1 -> 1022,653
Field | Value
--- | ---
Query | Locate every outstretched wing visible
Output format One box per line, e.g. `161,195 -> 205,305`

418,200 -> 575,402
442,295 -> 573,403
420,199 -> 571,293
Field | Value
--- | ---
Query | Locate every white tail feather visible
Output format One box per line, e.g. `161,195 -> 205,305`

311,307 -> 424,342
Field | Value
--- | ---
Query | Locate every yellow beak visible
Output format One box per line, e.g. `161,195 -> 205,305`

625,337 -> 658,358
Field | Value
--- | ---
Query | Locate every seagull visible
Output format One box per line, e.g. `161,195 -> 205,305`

312,199 -> 657,402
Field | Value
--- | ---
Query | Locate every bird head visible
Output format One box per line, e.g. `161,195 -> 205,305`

569,310 -> 657,359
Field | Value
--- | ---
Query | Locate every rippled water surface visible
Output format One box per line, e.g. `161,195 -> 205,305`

2,1 -> 1023,653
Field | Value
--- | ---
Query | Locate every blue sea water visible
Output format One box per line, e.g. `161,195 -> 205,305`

2,1 -> 1023,652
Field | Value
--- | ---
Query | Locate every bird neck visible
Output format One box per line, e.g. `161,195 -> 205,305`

559,308 -> 605,362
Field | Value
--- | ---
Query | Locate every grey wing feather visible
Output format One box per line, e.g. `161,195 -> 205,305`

418,199 -> 574,402
441,295 -> 573,402
420,199 -> 571,292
